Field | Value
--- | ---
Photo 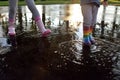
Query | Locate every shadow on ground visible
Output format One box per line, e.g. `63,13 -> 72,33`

0,31 -> 120,80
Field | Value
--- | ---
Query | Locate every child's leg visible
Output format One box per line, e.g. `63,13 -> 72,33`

25,0 -> 51,37
81,4 -> 92,45
8,0 -> 18,35
91,5 -> 98,27
89,26 -> 95,44
89,5 -> 99,44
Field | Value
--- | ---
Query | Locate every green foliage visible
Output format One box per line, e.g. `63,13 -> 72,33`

0,0 -> 120,6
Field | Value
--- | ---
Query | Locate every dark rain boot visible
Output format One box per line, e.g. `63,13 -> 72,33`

89,26 -> 95,44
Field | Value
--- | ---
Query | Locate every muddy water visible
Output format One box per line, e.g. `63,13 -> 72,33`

0,30 -> 119,80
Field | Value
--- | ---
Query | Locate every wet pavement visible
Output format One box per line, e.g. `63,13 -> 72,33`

0,30 -> 120,80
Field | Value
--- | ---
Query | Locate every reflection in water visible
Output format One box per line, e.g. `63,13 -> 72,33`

0,4 -> 83,39
0,38 -> 11,47
0,25 -> 4,37
0,4 -> 120,40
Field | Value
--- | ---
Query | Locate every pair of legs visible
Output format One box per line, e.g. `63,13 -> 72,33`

81,4 -> 98,45
8,0 -> 51,37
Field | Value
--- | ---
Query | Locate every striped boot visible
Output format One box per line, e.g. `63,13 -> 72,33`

89,26 -> 95,44
83,26 -> 91,46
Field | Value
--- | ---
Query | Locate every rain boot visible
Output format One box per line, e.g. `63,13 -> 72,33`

83,26 -> 91,46
89,26 -> 95,44
8,21 -> 16,36
36,19 -> 51,37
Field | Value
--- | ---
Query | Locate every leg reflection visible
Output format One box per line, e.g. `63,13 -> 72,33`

8,35 -> 17,49
37,37 -> 51,57
82,45 -> 91,65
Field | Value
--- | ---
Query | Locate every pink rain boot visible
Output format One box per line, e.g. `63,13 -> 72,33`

41,29 -> 51,37
36,18 -> 51,37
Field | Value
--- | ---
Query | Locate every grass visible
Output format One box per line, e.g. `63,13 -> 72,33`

109,0 -> 120,6
0,1 -> 78,6
0,0 -> 120,6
